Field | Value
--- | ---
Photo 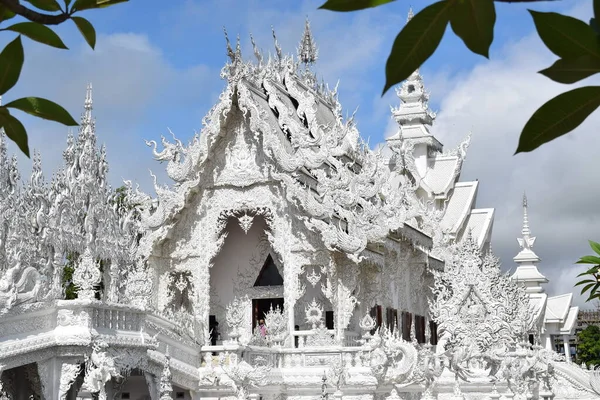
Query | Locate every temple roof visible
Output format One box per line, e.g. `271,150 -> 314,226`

560,306 -> 579,334
440,181 -> 478,234
458,208 -> 494,247
545,293 -> 573,323
422,157 -> 460,195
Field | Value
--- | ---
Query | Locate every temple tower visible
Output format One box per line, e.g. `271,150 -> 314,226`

511,194 -> 548,294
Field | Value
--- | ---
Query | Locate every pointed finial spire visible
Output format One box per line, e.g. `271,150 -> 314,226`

298,16 -> 318,65
223,27 -> 235,62
81,83 -> 93,126
517,193 -> 536,251
84,83 -> 92,114
272,25 -> 282,61
250,33 -> 263,65
522,192 -> 530,237
235,33 -> 242,60
407,7 -> 414,22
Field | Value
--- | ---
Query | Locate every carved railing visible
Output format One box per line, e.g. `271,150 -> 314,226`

291,329 -> 361,347
200,344 -> 364,369
91,303 -> 145,332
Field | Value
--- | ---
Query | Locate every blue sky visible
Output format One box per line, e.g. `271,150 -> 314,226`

3,0 -> 599,306
5,0 -> 586,151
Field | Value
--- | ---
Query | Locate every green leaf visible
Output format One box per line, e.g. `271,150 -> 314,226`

0,108 -> 29,157
5,22 -> 68,49
449,0 -> 496,58
595,0 -> 600,22
95,0 -> 129,8
5,97 -> 78,126
72,0 -> 97,11
529,10 -> 600,59
590,240 -> 600,255
0,5 -> 16,23
72,0 -> 127,11
71,16 -> 96,49
539,55 -> 600,84
576,255 -> 600,264
383,1 -> 452,95
23,0 -> 62,12
592,18 -> 600,36
515,86 -> 600,154
0,36 -> 24,96
319,0 -> 394,12
575,278 -> 597,285
586,283 -> 600,301
581,282 -> 597,295
584,267 -> 600,276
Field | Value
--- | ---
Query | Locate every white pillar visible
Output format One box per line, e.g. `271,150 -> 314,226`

38,359 -> 82,400
563,335 -> 572,362
544,333 -> 552,351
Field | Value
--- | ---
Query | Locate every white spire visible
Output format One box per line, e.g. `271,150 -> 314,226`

298,17 -> 318,65
83,83 -> 93,123
517,192 -> 535,251
512,194 -> 547,293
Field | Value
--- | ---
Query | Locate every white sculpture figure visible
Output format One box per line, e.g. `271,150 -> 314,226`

263,304 -> 287,346
81,341 -> 120,400
159,355 -> 173,400
326,358 -> 348,393
361,324 -> 418,385
218,359 -> 270,400
305,298 -> 325,329
358,312 -> 377,343
226,296 -> 248,342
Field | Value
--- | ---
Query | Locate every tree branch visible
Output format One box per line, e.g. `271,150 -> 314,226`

0,0 -> 69,25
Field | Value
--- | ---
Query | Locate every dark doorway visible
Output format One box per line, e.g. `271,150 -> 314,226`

252,297 -> 284,330
254,254 -> 284,286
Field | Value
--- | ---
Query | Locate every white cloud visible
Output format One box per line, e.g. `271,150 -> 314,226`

428,5 -> 600,307
5,32 -> 216,194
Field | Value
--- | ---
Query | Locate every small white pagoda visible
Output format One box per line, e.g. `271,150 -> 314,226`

511,195 -> 579,361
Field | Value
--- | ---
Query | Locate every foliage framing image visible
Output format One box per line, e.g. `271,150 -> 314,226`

0,0 -> 128,157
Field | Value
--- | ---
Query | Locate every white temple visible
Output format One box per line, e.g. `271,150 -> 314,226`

0,19 -> 599,400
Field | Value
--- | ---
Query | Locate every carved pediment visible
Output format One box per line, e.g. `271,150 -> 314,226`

214,119 -> 267,188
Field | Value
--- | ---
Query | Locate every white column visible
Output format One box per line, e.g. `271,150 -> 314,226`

563,335 -> 572,362
544,333 -> 552,351
38,359 -> 82,400
37,358 -> 61,400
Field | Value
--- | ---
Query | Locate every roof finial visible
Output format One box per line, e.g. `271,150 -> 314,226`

522,192 -> 530,237
223,27 -> 235,62
250,33 -> 263,65
517,193 -> 536,251
298,16 -> 318,65
272,25 -> 282,61
235,33 -> 242,60
407,7 -> 414,22
83,83 -> 93,123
